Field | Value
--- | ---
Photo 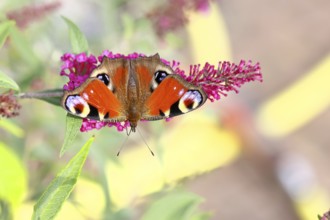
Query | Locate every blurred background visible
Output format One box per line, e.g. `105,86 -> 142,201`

0,0 -> 330,219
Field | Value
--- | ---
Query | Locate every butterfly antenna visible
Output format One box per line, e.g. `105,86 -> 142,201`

117,135 -> 129,156
137,128 -> 154,156
126,127 -> 131,136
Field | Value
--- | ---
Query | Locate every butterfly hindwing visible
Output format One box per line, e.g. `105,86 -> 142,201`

129,54 -> 207,121
143,73 -> 207,120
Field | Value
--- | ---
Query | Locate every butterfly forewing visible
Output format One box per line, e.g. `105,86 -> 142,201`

62,78 -> 126,122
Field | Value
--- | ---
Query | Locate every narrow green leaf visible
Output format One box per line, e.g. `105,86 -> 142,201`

0,20 -> 15,49
34,89 -> 63,106
32,136 -> 94,220
62,16 -> 89,53
20,89 -> 63,106
142,191 -> 208,220
60,114 -> 82,157
0,70 -> 19,91
0,142 -> 27,209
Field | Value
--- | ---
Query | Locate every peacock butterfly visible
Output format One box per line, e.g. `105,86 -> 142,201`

61,54 -> 207,132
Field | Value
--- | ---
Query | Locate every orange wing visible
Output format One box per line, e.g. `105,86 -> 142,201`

144,75 -> 207,120
62,78 -> 126,122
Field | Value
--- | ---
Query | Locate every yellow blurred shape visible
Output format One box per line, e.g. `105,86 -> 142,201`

0,142 -> 27,210
106,112 -> 241,208
294,188 -> 330,220
186,2 -> 232,64
14,202 -> 34,220
72,178 -> 105,218
257,55 -> 330,137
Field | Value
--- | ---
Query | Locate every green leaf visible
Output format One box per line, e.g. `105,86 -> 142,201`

20,89 -> 63,106
60,114 -> 83,157
34,89 -> 63,106
0,142 -> 27,210
142,191 -> 208,220
62,16 -> 89,54
32,136 -> 94,220
0,70 -> 19,91
0,20 -> 15,49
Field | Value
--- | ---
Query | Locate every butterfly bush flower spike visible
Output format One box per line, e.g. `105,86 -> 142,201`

183,60 -> 263,102
60,53 -> 98,90
60,51 -> 262,132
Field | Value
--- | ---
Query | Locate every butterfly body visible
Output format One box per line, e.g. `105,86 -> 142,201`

62,54 -> 207,131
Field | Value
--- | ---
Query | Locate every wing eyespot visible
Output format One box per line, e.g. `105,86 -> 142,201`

96,73 -> 110,86
96,73 -> 115,92
64,95 -> 90,117
154,71 -> 169,84
151,70 -> 170,91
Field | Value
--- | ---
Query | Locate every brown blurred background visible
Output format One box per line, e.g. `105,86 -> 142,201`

187,0 -> 330,219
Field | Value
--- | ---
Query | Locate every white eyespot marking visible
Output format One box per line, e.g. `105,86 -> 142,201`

108,82 -> 114,92
82,92 -> 89,100
151,79 -> 158,90
178,88 -> 185,96
163,109 -> 171,117
178,90 -> 203,113
65,95 -> 90,117
99,112 -> 105,120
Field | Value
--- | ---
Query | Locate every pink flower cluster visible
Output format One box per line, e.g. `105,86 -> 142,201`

147,0 -> 210,37
60,53 -> 97,91
6,1 -> 61,29
184,60 -> 263,101
60,51 -> 262,132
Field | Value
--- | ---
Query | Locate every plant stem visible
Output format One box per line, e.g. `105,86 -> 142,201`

18,90 -> 63,99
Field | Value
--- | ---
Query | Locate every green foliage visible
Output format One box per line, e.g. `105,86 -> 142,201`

62,16 -> 89,54
0,70 -> 19,91
26,89 -> 63,106
32,136 -> 94,220
60,17 -> 89,157
60,114 -> 83,157
0,21 -> 21,105
0,20 -> 15,49
142,191 -> 210,220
